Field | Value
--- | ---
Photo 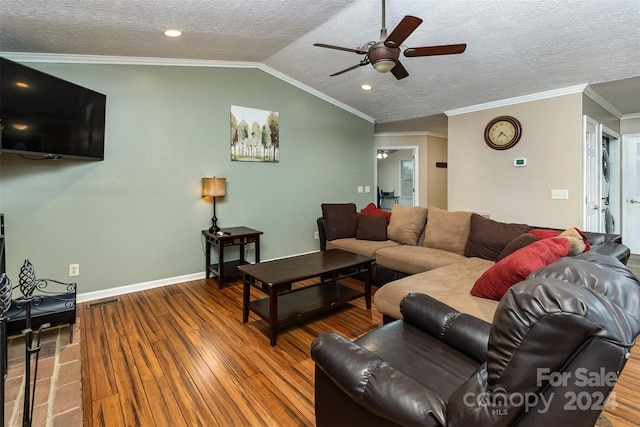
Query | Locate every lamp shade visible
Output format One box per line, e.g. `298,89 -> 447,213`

202,177 -> 226,197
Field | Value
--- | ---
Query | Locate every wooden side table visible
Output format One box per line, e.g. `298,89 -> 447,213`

202,227 -> 263,288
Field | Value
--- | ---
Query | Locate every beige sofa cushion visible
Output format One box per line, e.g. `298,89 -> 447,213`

375,245 -> 467,275
374,257 -> 498,323
423,207 -> 472,255
327,238 -> 401,258
387,205 -> 428,246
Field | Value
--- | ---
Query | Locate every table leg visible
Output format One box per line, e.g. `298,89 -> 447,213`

242,273 -> 250,323
364,263 -> 372,309
255,236 -> 261,263
218,241 -> 225,289
269,285 -> 278,346
205,237 -> 211,279
240,240 -> 246,265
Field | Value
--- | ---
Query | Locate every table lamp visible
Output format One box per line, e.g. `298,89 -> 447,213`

202,177 -> 226,233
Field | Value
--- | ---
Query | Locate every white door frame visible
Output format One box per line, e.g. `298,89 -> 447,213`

582,115 -> 601,232
374,145 -> 419,207
622,133 -> 640,254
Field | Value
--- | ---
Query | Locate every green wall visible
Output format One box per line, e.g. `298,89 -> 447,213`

0,62 -> 374,297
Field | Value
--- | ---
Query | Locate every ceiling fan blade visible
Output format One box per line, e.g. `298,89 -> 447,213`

404,43 -> 467,57
313,43 -> 368,55
329,62 -> 367,77
384,16 -> 423,48
390,61 -> 409,80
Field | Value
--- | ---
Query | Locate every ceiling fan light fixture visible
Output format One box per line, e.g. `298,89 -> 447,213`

372,59 -> 396,73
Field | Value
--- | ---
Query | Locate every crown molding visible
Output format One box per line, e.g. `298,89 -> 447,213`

583,86 -> 624,119
0,52 -> 375,123
374,131 -> 448,139
257,63 -> 374,122
622,112 -> 640,120
445,84 -> 588,116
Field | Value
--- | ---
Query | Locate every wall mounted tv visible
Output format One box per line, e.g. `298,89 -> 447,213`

0,57 -> 106,161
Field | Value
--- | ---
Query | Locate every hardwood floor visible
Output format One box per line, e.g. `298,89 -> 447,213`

81,268 -> 640,426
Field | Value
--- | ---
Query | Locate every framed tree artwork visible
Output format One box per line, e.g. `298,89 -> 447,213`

230,106 -> 279,162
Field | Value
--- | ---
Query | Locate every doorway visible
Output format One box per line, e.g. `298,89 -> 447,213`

622,133 -> 640,254
582,116 -> 620,234
375,147 -> 417,210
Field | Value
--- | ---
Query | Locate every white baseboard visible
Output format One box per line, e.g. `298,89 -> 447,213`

77,272 -> 206,303
76,250 -> 321,303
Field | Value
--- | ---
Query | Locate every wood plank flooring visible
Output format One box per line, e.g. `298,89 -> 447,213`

81,265 -> 640,426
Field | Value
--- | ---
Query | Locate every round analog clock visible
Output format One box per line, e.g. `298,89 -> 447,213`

484,116 -> 522,150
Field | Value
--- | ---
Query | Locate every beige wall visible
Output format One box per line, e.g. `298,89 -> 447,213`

621,117 -> 640,134
447,93 -> 585,227
426,136 -> 448,209
374,133 -> 448,209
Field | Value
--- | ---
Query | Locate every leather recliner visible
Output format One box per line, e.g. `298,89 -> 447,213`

311,251 -> 640,426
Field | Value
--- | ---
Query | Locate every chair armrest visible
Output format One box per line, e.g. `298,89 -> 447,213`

401,292 -> 491,364
317,217 -> 327,251
590,242 -> 630,264
312,332 -> 446,427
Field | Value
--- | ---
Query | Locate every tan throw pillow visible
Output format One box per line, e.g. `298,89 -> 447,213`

387,205 -> 428,246
558,227 -> 587,256
423,207 -> 472,255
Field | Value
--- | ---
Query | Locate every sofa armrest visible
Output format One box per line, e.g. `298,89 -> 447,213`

311,332 -> 446,427
317,217 -> 327,251
401,292 -> 491,364
590,242 -> 630,265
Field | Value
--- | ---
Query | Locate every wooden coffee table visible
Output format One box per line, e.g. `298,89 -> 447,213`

239,249 -> 375,345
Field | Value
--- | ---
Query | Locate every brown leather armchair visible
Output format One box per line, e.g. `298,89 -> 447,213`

311,251 -> 640,426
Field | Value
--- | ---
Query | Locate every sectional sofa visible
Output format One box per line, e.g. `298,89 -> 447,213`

317,203 -> 630,323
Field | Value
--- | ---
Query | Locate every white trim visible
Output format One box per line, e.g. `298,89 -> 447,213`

0,52 -> 375,123
584,86 -> 624,119
374,131 -> 448,138
445,85 -> 588,116
622,112 -> 640,120
76,250 -> 322,303
257,63 -> 375,122
77,271 -> 206,303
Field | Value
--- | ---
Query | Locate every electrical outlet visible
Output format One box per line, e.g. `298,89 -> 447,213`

69,263 -> 79,277
314,231 -> 319,240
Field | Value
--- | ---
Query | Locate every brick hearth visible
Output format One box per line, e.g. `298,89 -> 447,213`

4,322 -> 82,426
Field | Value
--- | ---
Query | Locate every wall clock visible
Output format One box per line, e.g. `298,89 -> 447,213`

484,116 -> 522,150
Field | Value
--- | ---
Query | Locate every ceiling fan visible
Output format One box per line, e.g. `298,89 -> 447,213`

313,0 -> 467,80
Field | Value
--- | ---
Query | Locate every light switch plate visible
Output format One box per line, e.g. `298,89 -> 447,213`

551,189 -> 569,199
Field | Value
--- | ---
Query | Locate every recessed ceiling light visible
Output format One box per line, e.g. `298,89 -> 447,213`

16,81 -> 29,88
164,29 -> 182,37
361,84 -> 373,91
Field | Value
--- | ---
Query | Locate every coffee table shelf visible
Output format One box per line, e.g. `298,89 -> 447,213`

249,280 -> 364,325
240,249 -> 374,345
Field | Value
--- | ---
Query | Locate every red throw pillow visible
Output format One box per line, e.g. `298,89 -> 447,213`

360,202 -> 392,223
471,238 -> 571,300
529,228 -> 591,251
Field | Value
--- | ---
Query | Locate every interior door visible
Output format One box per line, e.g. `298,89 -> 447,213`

623,133 -> 640,254
400,157 -> 415,206
583,116 -> 601,232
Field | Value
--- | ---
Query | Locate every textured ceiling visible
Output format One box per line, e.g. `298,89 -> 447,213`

1,0 -> 639,124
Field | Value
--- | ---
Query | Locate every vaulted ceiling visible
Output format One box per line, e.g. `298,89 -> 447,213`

1,0 -> 639,123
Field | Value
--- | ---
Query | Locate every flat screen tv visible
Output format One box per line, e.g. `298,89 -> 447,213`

0,57 -> 106,160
